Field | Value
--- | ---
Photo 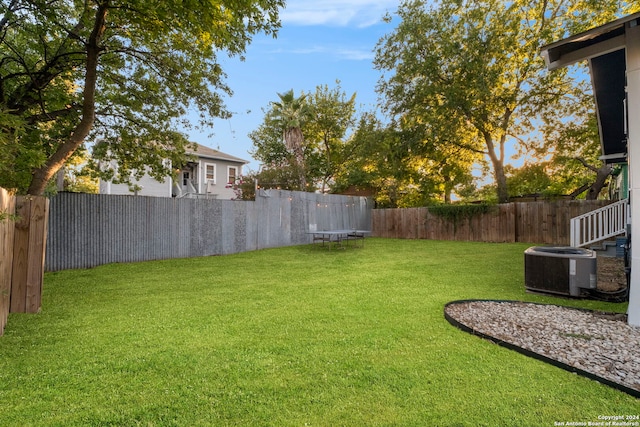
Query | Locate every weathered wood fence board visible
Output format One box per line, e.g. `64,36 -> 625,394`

0,190 -> 48,336
372,200 -> 612,244
10,196 -> 49,314
0,188 -> 16,335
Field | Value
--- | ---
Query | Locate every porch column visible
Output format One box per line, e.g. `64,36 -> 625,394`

626,21 -> 640,326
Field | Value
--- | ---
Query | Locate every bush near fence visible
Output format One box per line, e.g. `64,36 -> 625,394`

371,200 -> 612,244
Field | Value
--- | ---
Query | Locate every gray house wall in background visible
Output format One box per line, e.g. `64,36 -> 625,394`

46,190 -> 373,271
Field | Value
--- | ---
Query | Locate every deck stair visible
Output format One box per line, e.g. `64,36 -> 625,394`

570,199 -> 628,249
590,238 -> 625,258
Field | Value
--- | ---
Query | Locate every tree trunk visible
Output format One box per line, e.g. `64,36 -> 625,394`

443,175 -> 451,203
284,127 -> 306,190
27,3 -> 108,195
485,143 -> 509,203
493,161 -> 509,204
568,182 -> 591,199
573,157 -> 613,200
482,129 -> 509,203
586,164 -> 613,200
294,145 -> 306,190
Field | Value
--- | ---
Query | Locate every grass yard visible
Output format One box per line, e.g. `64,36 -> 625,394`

0,238 -> 637,426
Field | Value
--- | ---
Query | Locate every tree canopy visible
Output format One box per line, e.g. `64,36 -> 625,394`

374,0 -> 636,203
0,0 -> 283,195
250,83 -> 357,192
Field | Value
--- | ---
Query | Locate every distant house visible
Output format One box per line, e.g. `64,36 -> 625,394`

99,143 -> 249,199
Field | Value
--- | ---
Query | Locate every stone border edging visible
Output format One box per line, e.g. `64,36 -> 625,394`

444,299 -> 640,399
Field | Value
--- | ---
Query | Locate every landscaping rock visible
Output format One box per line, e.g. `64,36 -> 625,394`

445,301 -> 640,394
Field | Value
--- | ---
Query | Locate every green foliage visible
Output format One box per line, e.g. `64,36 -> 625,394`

251,83 -> 357,192
0,240 -> 635,425
271,89 -> 311,133
249,109 -> 291,164
0,211 -> 18,222
60,149 -> 99,194
270,89 -> 310,189
256,160 -> 310,192
331,114 -> 411,207
506,163 -> 556,198
0,0 -> 284,194
533,89 -> 613,199
374,0 -> 630,203
428,202 -> 495,225
0,107 -> 39,192
305,83 -> 357,191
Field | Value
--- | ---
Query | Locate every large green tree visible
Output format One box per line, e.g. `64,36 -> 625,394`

250,84 -> 357,192
0,0 -> 283,195
332,113 -> 406,207
304,83 -> 356,192
374,0 -> 633,203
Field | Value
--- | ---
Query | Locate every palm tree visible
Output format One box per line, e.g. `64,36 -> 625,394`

272,89 -> 310,190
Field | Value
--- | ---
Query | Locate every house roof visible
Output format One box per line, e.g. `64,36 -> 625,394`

540,13 -> 639,70
187,142 -> 249,164
540,13 -> 640,164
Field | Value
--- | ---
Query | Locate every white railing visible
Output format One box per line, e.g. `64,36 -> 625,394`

570,199 -> 628,247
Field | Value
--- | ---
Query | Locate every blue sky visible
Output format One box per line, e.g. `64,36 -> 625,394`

185,0 -> 401,171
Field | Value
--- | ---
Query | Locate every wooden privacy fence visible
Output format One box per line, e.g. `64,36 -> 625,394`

0,188 -> 49,336
372,200 -> 612,244
0,188 -> 15,336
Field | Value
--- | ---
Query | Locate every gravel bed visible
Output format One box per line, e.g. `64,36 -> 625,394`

445,301 -> 640,394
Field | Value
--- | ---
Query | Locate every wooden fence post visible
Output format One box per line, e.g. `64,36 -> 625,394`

0,188 -> 16,336
10,196 -> 49,314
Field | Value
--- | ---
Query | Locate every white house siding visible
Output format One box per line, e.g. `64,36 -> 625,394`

99,170 -> 172,197
625,22 -> 640,326
196,159 -> 242,200
99,143 -> 248,200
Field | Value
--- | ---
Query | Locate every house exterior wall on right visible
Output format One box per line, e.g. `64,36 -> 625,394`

624,21 -> 640,326
540,12 -> 640,326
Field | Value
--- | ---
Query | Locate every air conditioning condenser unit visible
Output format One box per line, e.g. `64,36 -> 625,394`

524,246 -> 597,297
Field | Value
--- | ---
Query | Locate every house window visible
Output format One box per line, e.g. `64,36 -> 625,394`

227,166 -> 237,185
205,163 -> 216,184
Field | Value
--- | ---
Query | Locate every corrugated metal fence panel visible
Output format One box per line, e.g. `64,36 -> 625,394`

46,191 -> 372,271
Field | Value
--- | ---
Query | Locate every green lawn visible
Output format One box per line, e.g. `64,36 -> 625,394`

0,239 -> 636,426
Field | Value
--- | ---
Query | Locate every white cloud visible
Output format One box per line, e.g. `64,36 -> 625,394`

334,48 -> 375,61
280,0 -> 398,27
266,45 -> 374,61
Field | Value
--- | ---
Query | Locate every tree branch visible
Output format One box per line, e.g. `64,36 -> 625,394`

574,156 -> 600,173
28,1 -> 109,195
25,104 -> 80,124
